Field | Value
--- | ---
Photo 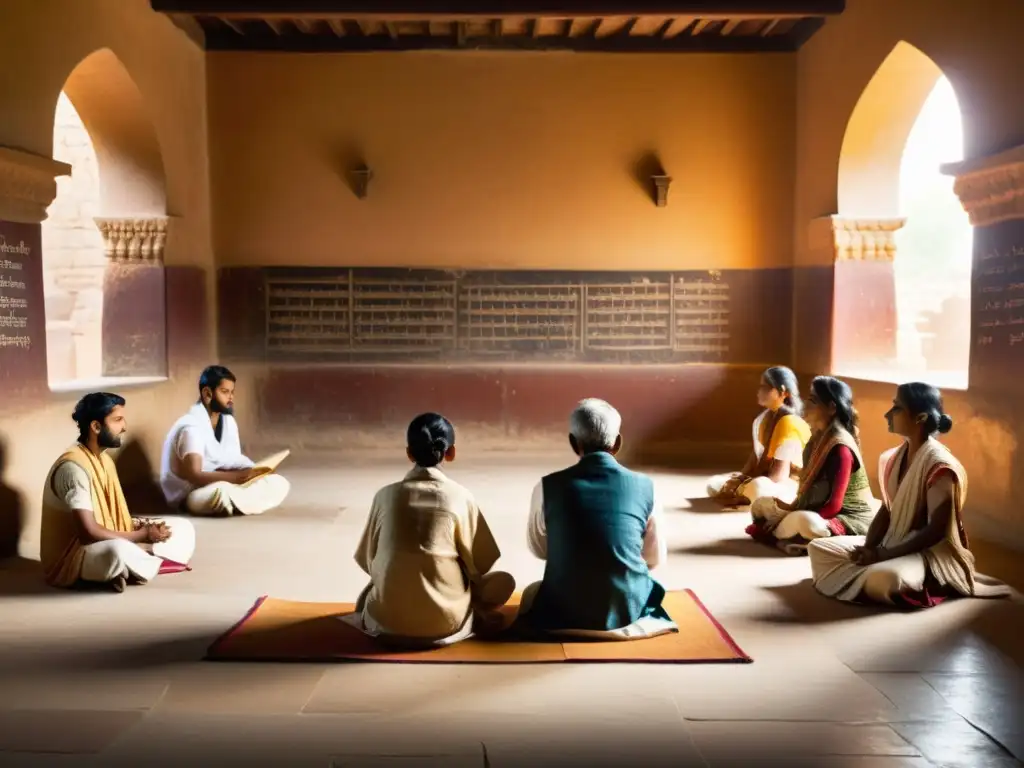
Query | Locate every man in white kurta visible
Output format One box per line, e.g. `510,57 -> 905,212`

159,366 -> 290,516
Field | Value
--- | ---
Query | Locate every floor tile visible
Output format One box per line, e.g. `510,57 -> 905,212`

892,720 -> 1020,768
859,672 -> 962,722
153,662 -> 327,714
0,710 -> 144,754
688,721 -> 920,765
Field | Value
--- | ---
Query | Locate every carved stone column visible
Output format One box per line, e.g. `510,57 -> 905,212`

817,216 -> 905,374
943,145 -> 1024,389
96,216 -> 168,378
0,147 -> 69,400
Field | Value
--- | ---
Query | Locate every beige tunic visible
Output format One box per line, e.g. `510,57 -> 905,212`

354,465 -> 503,641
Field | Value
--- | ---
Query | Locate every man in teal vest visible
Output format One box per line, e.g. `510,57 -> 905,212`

517,398 -> 674,639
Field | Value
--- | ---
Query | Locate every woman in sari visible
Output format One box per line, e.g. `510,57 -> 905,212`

809,382 -> 1011,608
746,376 -> 877,556
707,366 -> 812,509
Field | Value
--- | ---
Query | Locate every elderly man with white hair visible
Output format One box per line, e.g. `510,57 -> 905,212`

516,398 -> 676,639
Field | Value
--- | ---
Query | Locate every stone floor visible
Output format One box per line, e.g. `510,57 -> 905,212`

0,452 -> 1022,767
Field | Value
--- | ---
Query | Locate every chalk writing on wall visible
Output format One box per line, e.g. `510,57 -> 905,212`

0,240 -> 32,351
264,268 -> 731,363
974,243 -> 1024,351
0,219 -> 47,397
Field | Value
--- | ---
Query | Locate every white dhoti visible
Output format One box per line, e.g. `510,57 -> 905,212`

184,474 -> 290,517
808,535 -> 929,603
80,518 -> 196,585
752,498 -> 834,540
707,473 -> 798,507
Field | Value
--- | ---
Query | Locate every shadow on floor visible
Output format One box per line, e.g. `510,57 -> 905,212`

675,537 -> 783,559
751,580 -> 885,625
0,556 -> 69,596
0,432 -> 26,560
673,497 -> 730,515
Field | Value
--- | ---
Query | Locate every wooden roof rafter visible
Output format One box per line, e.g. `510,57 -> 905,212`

150,0 -> 844,53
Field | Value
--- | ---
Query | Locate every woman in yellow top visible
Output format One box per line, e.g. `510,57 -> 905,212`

707,366 -> 813,509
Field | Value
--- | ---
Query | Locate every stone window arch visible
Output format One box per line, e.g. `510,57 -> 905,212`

42,47 -> 169,390
827,41 -> 972,389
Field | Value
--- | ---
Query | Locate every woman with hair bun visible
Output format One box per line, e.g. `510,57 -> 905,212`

748,376 -> 879,555
707,366 -> 812,508
347,412 -> 515,647
809,383 -> 1010,608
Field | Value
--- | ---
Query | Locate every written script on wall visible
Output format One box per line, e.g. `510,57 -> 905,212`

975,238 -> 1024,355
0,219 -> 46,393
263,268 -> 731,364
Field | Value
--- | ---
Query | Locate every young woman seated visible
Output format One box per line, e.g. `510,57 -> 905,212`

746,376 -> 878,556
707,366 -> 812,509
809,383 -> 1011,608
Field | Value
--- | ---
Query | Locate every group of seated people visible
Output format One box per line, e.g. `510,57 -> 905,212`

40,365 -> 291,592
707,366 -> 1009,608
39,360 -> 1011,647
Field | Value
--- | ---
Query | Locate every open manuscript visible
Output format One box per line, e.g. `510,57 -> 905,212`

242,449 -> 290,487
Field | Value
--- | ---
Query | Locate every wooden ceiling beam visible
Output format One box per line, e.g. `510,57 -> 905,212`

151,1 -> 846,17
691,18 -> 712,34
217,15 -> 246,33
720,19 -> 741,34
662,16 -> 695,36
326,17 -> 345,35
197,26 -> 801,51
594,16 -> 629,37
759,17 -> 781,35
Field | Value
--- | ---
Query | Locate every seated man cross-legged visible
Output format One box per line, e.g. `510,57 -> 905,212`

160,365 -> 290,517
517,398 -> 675,640
41,392 -> 195,592
345,412 -> 515,648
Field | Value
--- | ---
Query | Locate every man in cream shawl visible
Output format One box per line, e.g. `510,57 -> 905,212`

41,392 -> 194,592
159,365 -> 290,516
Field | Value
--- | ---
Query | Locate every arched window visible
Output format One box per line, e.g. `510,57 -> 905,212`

42,93 -> 105,385
41,48 -> 170,391
833,42 -> 971,389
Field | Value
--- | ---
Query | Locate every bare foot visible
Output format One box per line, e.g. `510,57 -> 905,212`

475,610 -> 507,636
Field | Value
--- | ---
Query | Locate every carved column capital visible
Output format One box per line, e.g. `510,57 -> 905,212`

826,216 -> 906,262
0,146 -> 71,224
94,217 -> 169,263
942,144 -> 1024,227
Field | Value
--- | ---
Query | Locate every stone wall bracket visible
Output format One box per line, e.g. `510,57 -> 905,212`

942,143 -> 1024,227
652,174 -> 672,208
347,165 -> 373,200
0,146 -> 71,224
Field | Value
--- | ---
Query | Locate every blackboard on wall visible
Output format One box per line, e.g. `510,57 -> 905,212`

972,218 -> 1024,388
0,220 -> 47,400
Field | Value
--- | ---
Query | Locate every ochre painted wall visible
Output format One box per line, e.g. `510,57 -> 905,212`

207,52 -> 796,271
0,0 -> 214,558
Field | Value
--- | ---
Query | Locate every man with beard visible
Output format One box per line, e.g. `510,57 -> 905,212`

159,365 -> 291,516
41,392 -> 196,592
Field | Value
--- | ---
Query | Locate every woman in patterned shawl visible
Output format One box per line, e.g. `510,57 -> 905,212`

747,376 -> 878,555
